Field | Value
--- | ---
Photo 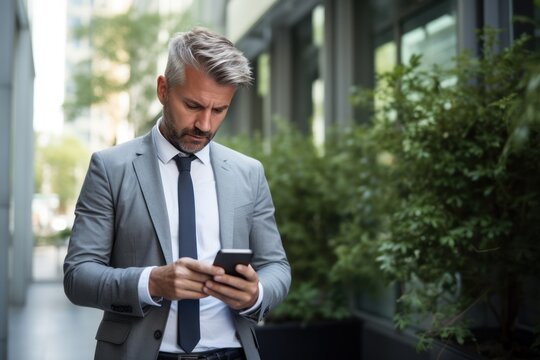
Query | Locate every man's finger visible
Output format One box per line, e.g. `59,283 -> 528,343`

178,257 -> 225,276
174,289 -> 209,300
234,264 -> 257,281
203,280 -> 259,310
203,286 -> 247,310
174,278 -> 207,293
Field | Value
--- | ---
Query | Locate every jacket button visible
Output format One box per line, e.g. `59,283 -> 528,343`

154,330 -> 162,340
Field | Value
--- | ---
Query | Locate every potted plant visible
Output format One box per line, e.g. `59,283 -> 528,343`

220,123 -> 362,359
350,31 -> 540,359
221,28 -> 540,360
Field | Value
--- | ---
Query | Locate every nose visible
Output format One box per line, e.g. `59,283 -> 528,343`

195,110 -> 212,133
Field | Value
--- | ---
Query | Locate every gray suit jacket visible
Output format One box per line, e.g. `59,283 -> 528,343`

63,131 -> 291,360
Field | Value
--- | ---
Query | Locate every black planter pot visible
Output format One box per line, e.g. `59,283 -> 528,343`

430,341 -> 488,360
255,320 -> 363,360
255,317 -> 539,359
352,313 -> 488,360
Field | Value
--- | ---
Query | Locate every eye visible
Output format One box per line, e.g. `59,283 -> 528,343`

213,106 -> 229,114
185,102 -> 200,110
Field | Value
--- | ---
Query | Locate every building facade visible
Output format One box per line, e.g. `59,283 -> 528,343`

64,0 -> 135,152
222,1 -> 539,357
224,0 -> 538,143
0,0 -> 35,359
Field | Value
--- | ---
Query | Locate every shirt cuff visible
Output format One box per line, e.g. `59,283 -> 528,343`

239,281 -> 264,315
138,266 -> 162,307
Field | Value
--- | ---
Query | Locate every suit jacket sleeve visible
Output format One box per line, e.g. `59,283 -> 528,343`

63,152 -> 146,317
244,161 -> 291,323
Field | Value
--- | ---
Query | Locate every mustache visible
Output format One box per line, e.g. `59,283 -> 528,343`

183,128 -> 212,138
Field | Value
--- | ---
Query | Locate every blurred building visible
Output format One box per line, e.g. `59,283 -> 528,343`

221,0 -> 539,357
63,0 -> 198,149
0,0 -> 35,359
1,1 -> 537,359
64,0 -> 135,152
223,0 -> 538,145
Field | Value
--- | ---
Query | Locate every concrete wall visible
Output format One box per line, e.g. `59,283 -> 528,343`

227,0 -> 278,42
228,0 -> 519,137
0,0 -> 34,359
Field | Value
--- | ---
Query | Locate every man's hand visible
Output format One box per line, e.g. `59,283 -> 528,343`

203,264 -> 259,310
149,258 -> 225,300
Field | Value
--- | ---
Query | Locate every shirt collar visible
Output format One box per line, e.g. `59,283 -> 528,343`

152,117 -> 211,166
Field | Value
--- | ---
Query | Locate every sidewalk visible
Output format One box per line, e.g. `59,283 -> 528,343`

8,245 -> 101,360
8,282 -> 101,360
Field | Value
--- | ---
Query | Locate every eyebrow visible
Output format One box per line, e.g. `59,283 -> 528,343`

213,104 -> 230,112
184,97 -> 229,112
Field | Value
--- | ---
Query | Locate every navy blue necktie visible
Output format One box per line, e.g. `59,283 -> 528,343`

174,154 -> 199,353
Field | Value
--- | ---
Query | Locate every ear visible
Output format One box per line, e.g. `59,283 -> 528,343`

156,75 -> 168,105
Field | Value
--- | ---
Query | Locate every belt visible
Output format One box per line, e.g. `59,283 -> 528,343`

157,348 -> 245,360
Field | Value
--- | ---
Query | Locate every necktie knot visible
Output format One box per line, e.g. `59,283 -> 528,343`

175,154 -> 196,172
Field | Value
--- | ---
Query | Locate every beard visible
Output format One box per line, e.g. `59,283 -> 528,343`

161,101 -> 213,154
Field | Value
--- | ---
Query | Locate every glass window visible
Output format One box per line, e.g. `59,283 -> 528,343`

311,5 -> 325,150
374,31 -> 397,112
257,52 -> 271,138
401,0 -> 457,70
257,53 -> 270,100
375,32 -> 397,76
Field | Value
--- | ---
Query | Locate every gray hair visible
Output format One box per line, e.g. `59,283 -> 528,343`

164,28 -> 253,88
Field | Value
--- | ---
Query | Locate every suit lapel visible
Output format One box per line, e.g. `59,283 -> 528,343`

132,132 -> 173,263
210,142 -> 235,249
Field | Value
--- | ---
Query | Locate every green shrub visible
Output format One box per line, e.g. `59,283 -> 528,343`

222,29 -> 540,357
356,31 -> 540,355
326,125 -> 395,292
221,122 -> 351,323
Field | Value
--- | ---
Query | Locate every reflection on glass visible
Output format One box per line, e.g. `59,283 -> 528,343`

313,5 -> 324,48
257,53 -> 270,98
375,41 -> 397,76
311,5 -> 325,150
312,79 -> 325,152
257,53 -> 272,147
401,12 -> 456,70
374,40 -> 396,112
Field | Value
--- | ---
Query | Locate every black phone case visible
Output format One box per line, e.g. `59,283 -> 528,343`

213,249 -> 253,277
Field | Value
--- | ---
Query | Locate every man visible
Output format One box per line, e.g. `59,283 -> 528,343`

64,28 -> 291,360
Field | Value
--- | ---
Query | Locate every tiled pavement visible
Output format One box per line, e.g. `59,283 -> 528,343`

8,246 -> 101,360
8,282 -> 101,360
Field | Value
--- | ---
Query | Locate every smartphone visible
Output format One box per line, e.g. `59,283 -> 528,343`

213,249 -> 253,277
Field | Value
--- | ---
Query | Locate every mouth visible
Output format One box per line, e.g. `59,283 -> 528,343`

185,133 -> 209,142
184,129 -> 211,140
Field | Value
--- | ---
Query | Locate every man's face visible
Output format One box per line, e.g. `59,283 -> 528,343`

157,65 -> 236,153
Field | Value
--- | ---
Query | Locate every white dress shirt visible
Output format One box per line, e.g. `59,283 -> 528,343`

137,120 -> 262,353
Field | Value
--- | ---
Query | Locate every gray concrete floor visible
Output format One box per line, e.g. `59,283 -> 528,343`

8,246 -> 101,360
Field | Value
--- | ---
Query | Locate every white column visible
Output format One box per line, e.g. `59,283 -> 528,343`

11,26 -> 35,306
457,0 -> 481,55
324,0 -> 361,127
483,0 -> 512,51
